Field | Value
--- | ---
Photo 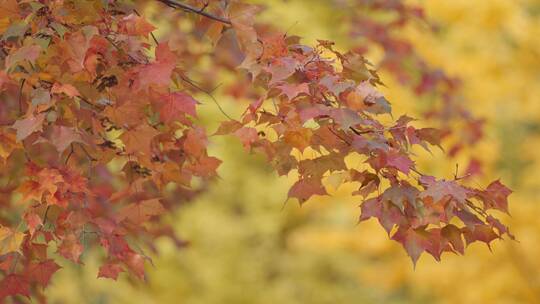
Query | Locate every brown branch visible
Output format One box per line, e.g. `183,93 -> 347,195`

105,36 -> 143,65
65,144 -> 75,164
78,96 -> 104,111
157,0 -> 232,25
77,143 -> 97,162
350,125 -> 407,135
465,199 -> 489,218
178,75 -> 234,120
328,127 -> 351,146
18,78 -> 26,115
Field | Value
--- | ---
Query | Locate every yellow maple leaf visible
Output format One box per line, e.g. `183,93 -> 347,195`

0,226 -> 25,255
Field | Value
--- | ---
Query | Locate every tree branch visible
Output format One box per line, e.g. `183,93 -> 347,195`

157,0 -> 232,25
18,78 -> 26,115
349,125 -> 407,136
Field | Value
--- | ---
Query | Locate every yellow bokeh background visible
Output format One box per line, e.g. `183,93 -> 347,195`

46,1 -> 540,303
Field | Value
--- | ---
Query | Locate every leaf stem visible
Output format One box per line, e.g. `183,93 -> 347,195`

133,9 -> 159,45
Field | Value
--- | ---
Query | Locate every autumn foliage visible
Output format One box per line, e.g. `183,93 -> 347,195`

0,0 -> 513,300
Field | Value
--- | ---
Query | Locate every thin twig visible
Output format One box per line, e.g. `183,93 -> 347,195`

133,9 -> 159,45
465,199 -> 489,218
10,254 -> 19,274
18,79 -> 26,115
157,0 -> 232,25
42,206 -> 51,226
410,167 -> 424,176
328,127 -> 351,146
271,99 -> 279,115
78,143 -> 97,162
179,75 -> 235,120
350,125 -> 407,136
65,144 -> 75,164
78,96 -> 104,111
105,36 -> 142,65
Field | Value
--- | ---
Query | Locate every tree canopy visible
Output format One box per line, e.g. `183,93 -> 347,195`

0,0 -> 513,300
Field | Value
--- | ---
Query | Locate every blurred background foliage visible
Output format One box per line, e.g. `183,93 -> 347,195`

46,0 -> 540,303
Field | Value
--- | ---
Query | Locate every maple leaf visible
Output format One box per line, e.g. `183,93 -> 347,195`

386,152 -> 415,174
320,75 -> 355,97
105,99 -> 146,127
365,96 -> 391,115
463,225 -> 499,247
214,120 -> 243,135
136,42 -> 176,89
125,252 -> 146,280
423,228 -> 452,261
420,178 -> 468,204
0,226 -> 25,255
359,197 -> 382,222
349,81 -> 391,114
24,211 -> 42,235
389,115 -> 415,146
326,171 -> 351,190
0,0 -> 19,20
188,155 -> 222,178
341,53 -> 374,83
31,88 -> 51,107
391,227 -> 431,266
455,209 -> 484,227
47,126 -> 83,153
486,215 -> 515,240
118,198 -> 165,224
121,124 -> 159,157
0,254 -> 16,272
25,260 -> 61,287
288,178 -> 327,204
183,127 -> 208,156
277,82 -> 310,100
441,224 -> 465,254
51,83 -> 80,98
0,129 -> 19,163
61,26 -> 98,73
57,233 -> 84,263
416,128 -> 443,149
0,274 -> 30,299
28,243 -> 49,261
298,105 -> 328,123
382,184 -> 419,212
378,201 -> 408,233
265,57 -> 298,84
352,170 -> 380,198
229,1 -> 260,53
17,166 -> 65,205
119,14 -> 156,37
330,108 -> 363,130
100,234 -> 136,261
482,180 -> 512,213
298,154 -> 347,179
5,44 -> 41,69
98,263 -> 125,280
159,92 -> 198,123
284,128 -> 312,152
11,113 -> 46,141
234,127 -> 259,150
259,34 -> 289,60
